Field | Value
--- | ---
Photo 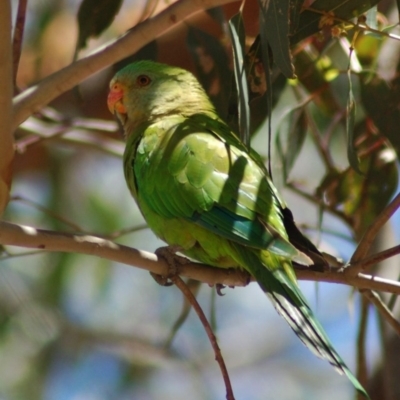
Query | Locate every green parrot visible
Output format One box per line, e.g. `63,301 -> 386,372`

107,60 -> 368,398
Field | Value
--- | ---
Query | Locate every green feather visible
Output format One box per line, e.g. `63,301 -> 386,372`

110,60 -> 369,398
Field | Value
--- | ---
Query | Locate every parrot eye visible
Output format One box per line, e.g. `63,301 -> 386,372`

136,75 -> 151,87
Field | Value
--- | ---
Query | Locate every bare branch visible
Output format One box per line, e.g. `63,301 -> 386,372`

0,0 -> 14,215
12,0 -> 235,130
2,220 -> 400,296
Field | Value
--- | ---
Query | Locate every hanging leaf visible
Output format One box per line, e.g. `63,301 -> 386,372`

228,13 -> 251,147
346,69 -> 362,173
75,0 -> 123,53
259,0 -> 295,78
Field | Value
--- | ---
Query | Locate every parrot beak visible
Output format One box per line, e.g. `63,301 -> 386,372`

107,83 -> 127,115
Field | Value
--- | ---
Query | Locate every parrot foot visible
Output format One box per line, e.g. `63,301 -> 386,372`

152,246 -> 188,286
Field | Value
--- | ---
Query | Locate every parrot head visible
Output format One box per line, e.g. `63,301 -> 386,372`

108,60 -> 216,135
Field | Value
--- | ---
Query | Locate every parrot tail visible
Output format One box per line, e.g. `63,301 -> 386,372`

233,245 -> 369,399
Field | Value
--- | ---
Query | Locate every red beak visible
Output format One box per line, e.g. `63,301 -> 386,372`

107,83 -> 126,114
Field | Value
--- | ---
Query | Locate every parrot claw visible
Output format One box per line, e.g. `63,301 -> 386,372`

216,283 -> 226,296
152,246 -> 188,286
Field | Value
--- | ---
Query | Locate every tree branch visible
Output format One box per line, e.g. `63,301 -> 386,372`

12,0 -> 236,130
0,0 -> 14,215
2,220 -> 400,296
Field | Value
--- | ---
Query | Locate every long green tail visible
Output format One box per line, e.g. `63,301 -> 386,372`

234,245 -> 369,399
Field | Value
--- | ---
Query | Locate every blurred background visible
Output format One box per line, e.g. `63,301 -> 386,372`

2,0 -> 400,399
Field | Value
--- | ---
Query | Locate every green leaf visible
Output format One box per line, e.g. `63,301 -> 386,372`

76,0 -> 123,51
260,0 -> 295,78
346,70 -> 362,173
228,13 -> 251,147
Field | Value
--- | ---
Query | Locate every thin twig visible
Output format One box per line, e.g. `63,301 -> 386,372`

12,0 -> 28,87
361,289 -> 400,337
350,192 -> 400,267
170,275 -> 235,400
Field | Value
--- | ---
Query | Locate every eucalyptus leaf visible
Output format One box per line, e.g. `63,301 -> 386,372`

228,13 -> 251,147
260,0 -> 295,78
76,0 -> 123,52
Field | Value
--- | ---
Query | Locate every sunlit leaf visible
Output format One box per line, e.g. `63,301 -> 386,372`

364,5 -> 378,30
